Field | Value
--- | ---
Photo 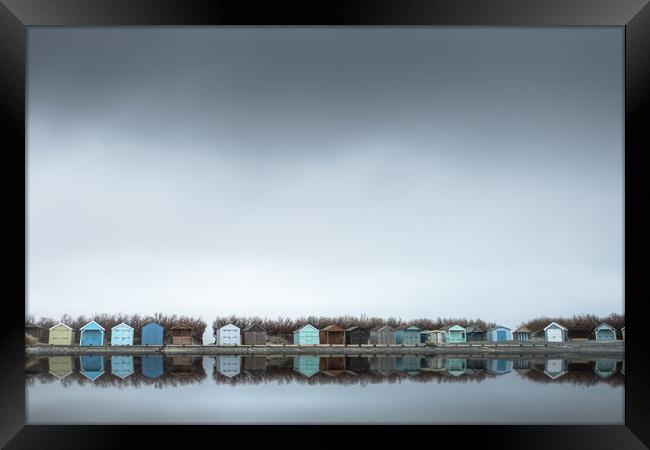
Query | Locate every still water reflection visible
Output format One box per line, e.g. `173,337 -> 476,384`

26,355 -> 624,424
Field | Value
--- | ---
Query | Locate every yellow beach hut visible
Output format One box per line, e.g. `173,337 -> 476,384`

48,323 -> 74,345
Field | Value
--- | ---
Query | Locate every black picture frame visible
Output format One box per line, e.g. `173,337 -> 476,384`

1,0 -> 648,448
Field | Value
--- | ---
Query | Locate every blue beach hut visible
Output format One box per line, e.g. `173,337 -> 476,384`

79,320 -> 105,346
80,355 -> 105,381
487,326 -> 513,342
293,324 -> 320,345
442,325 -> 467,343
111,322 -> 134,346
141,322 -> 164,346
395,326 -> 422,345
141,355 -> 164,379
594,323 -> 617,342
111,355 -> 134,379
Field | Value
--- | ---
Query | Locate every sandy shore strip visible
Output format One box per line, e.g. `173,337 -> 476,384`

25,341 -> 624,357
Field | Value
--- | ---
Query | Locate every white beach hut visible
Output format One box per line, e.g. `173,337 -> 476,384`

216,323 -> 241,346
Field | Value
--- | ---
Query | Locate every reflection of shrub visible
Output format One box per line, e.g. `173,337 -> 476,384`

25,333 -> 38,346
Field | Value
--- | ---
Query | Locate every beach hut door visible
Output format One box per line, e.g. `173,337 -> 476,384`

547,328 -> 562,342
497,330 -> 507,341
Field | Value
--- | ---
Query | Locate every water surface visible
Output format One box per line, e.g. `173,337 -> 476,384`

26,355 -> 624,424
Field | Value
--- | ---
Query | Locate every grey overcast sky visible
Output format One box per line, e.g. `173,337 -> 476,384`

27,27 -> 623,335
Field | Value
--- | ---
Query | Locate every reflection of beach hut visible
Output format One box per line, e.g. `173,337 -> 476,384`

242,324 -> 266,345
80,321 -> 105,346
466,359 -> 487,372
569,323 -> 592,341
488,359 -> 513,374
513,327 -> 533,341
345,326 -> 370,345
370,356 -> 397,375
217,356 -> 241,378
216,323 -> 241,346
142,355 -> 164,379
544,322 -> 568,342
111,355 -> 134,379
80,355 -> 105,381
48,323 -> 74,345
320,325 -> 345,344
293,355 -> 320,377
544,359 -> 568,379
514,360 -> 531,371
110,323 -> 134,346
395,326 -> 422,345
594,323 -> 617,342
396,356 -> 421,374
442,325 -> 467,343
487,326 -> 512,342
594,359 -> 617,378
466,326 -> 486,342
446,358 -> 466,377
171,356 -> 193,375
370,326 -> 395,345
170,324 -> 193,345
141,322 -> 164,345
345,356 -> 370,373
242,356 -> 267,377
423,357 -> 445,371
25,323 -> 43,342
293,324 -> 320,345
48,356 -> 74,379
320,356 -> 345,376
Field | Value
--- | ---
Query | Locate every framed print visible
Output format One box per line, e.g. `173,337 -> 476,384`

1,0 -> 649,448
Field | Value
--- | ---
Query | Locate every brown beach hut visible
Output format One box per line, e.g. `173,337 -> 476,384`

242,323 -> 266,345
320,356 -> 346,376
345,326 -> 370,345
569,323 -> 592,341
320,325 -> 345,344
170,324 -> 193,345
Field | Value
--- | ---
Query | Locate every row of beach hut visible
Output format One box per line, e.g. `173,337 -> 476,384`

26,320 -> 625,347
26,321 -> 191,346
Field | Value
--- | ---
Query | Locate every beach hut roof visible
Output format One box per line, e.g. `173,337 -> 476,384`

487,325 -> 511,331
25,323 -> 42,328
243,323 -> 265,332
595,323 -> 615,331
569,323 -> 592,331
143,322 -> 163,328
111,322 -> 134,331
80,320 -> 105,331
515,327 -> 533,333
465,326 -> 484,333
621,326 -> 625,331
321,324 -> 345,332
441,324 -> 466,331
544,322 -> 568,331
294,324 -> 318,333
49,322 -> 73,331
345,326 -> 368,332
171,324 -> 193,330
219,323 -> 240,330
371,325 -> 394,332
